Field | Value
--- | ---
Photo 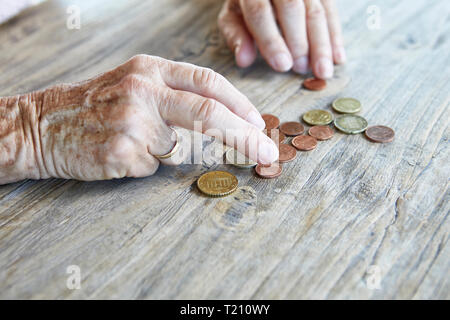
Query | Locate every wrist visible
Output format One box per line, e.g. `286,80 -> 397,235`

0,92 -> 47,184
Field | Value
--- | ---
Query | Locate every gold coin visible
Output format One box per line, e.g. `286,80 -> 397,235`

302,110 -> 333,126
197,171 -> 238,197
334,114 -> 368,134
225,149 -> 257,168
332,98 -> 361,114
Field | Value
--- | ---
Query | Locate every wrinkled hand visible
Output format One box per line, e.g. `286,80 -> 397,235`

21,55 -> 278,182
218,0 -> 345,78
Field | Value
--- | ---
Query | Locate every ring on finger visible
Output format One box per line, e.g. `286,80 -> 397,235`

154,129 -> 180,160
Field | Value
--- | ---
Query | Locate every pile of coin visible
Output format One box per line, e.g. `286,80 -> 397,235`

254,111 -> 335,179
197,78 -> 395,196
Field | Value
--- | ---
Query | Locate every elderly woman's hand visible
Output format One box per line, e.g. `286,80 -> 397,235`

218,0 -> 345,78
0,55 -> 279,184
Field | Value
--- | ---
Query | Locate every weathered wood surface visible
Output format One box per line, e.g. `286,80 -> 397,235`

0,0 -> 449,299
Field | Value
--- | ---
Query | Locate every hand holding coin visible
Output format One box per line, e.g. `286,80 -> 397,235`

0,55 -> 279,184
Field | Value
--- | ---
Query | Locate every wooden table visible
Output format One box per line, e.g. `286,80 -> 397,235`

0,0 -> 448,299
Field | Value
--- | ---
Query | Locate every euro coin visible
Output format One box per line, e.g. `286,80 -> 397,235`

279,121 -> 305,136
197,171 -> 238,197
308,126 -> 334,141
255,163 -> 283,179
332,98 -> 361,114
365,125 -> 395,143
334,114 -> 368,134
264,129 -> 286,144
261,114 -> 280,129
278,144 -> 297,163
226,148 -> 257,168
303,110 -> 333,126
292,135 -> 318,151
303,78 -> 326,91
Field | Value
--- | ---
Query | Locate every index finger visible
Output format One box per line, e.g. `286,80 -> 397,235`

321,0 -> 346,64
158,60 -> 266,130
158,87 -> 279,165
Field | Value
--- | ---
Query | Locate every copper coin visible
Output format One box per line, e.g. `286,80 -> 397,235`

365,125 -> 395,143
292,135 -> 318,151
308,126 -> 334,141
261,114 -> 280,129
303,78 -> 327,91
279,121 -> 305,136
264,129 -> 286,144
255,163 -> 283,179
278,144 -> 297,163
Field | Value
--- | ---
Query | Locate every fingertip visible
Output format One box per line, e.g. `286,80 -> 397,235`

314,57 -> 334,79
235,41 -> 257,68
246,110 -> 266,130
293,56 -> 309,74
258,139 -> 279,165
269,52 -> 293,72
334,46 -> 347,64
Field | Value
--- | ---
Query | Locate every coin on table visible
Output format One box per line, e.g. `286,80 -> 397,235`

308,126 -> 334,141
365,125 -> 395,143
197,171 -> 239,197
332,97 -> 362,114
334,114 -> 368,134
261,114 -> 280,129
255,163 -> 283,179
292,135 -> 318,151
264,129 -> 286,144
278,144 -> 297,163
303,78 -> 327,91
225,148 -> 257,168
303,110 -> 333,126
279,121 -> 305,136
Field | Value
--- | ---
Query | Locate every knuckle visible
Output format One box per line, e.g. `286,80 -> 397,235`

126,54 -> 162,74
158,91 -> 175,119
321,0 -> 334,8
244,0 -> 270,21
290,41 -> 309,56
127,54 -> 148,71
195,98 -> 218,127
118,74 -> 150,95
278,0 -> 301,11
119,74 -> 140,91
193,67 -> 220,93
305,0 -> 325,19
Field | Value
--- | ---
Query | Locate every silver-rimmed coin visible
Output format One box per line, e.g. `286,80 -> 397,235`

226,148 -> 257,168
334,114 -> 368,134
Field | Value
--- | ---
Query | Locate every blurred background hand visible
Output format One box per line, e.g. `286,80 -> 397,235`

218,0 -> 346,79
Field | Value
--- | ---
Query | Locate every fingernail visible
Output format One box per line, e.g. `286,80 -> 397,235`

293,56 -> 309,74
336,47 -> 347,64
316,57 -> 334,79
246,111 -> 266,130
258,142 -> 279,165
234,43 -> 241,56
270,53 -> 293,72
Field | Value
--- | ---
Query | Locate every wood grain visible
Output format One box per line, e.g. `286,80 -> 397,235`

0,0 -> 449,299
